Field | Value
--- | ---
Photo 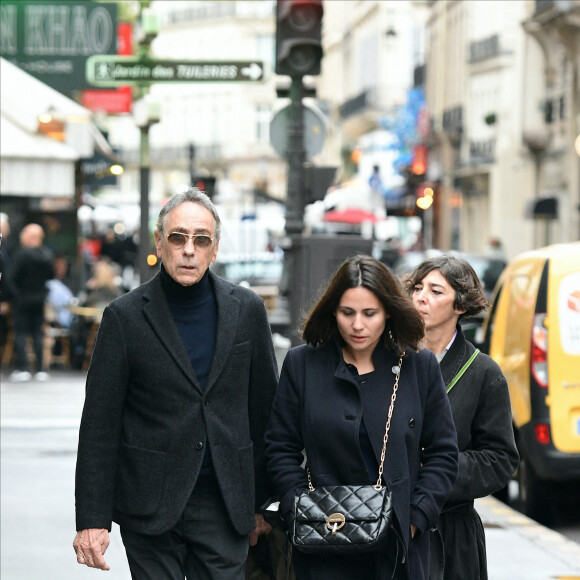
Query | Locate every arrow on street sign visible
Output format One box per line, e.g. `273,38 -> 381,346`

86,56 -> 265,87
241,62 -> 263,81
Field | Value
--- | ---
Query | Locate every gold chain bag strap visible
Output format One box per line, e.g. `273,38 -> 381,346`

291,354 -> 404,554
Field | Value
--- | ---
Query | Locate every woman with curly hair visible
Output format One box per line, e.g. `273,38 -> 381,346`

404,255 -> 518,580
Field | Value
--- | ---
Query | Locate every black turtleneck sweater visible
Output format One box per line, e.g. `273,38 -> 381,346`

160,264 -> 218,493
160,264 -> 217,390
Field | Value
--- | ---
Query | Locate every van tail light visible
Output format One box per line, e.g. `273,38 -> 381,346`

531,313 -> 548,388
534,423 -> 551,445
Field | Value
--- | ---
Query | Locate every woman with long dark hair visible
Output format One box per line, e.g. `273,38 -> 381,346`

265,255 -> 458,579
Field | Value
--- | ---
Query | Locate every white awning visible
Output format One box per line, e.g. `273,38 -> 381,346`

0,57 -> 113,159
0,114 -> 79,161
0,114 -> 78,197
0,57 -> 116,198
1,57 -> 90,126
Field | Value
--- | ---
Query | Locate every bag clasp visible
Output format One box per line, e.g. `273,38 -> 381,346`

326,512 -> 346,534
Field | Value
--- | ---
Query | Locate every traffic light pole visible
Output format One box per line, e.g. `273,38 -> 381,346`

138,125 -> 152,284
285,77 -> 306,235
274,0 -> 324,344
284,77 -> 307,345
188,144 -> 196,186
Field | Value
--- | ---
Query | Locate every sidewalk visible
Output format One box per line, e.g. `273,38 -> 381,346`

477,495 -> 580,580
2,370 -> 580,579
1,370 -> 132,579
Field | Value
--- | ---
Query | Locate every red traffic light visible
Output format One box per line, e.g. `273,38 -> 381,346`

192,176 -> 216,198
276,0 -> 323,77
411,145 -> 428,176
279,0 -> 322,30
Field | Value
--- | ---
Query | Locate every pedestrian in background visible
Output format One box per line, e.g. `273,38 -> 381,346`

265,255 -> 458,579
78,258 -> 124,308
99,227 -> 125,269
484,237 -> 506,260
73,188 -> 278,578
46,255 -> 75,329
69,259 -> 125,369
6,223 -> 54,382
0,212 -> 12,269
404,255 -> 519,580
0,212 -> 13,357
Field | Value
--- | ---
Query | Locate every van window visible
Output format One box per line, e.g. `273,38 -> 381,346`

483,284 -> 502,354
504,273 -> 537,357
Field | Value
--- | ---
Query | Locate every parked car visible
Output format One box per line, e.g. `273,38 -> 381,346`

211,252 -> 284,315
389,249 -> 443,278
446,251 -> 507,299
481,242 -> 580,523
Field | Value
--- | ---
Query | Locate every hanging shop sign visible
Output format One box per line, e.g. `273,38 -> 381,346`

0,1 -> 117,92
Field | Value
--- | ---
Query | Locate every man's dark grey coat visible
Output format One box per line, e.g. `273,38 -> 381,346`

75,271 -> 278,536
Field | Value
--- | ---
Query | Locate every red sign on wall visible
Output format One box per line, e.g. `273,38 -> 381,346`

81,86 -> 132,113
117,22 -> 133,56
80,22 -> 133,114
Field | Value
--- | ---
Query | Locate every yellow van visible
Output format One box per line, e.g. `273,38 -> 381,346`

482,242 -> 580,523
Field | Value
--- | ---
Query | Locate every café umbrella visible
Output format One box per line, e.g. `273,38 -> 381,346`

323,208 -> 379,224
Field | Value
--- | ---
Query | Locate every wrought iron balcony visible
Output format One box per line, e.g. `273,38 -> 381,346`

469,34 -> 500,64
469,138 -> 496,163
339,90 -> 370,120
530,0 -> 580,25
442,105 -> 463,133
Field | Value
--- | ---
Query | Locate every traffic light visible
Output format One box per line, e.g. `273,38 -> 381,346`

192,176 -> 216,198
411,145 -> 428,176
275,0 -> 323,77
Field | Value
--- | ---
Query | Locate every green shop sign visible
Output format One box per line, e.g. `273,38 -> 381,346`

0,1 -> 117,92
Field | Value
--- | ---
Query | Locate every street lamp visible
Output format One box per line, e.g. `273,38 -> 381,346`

133,94 -> 160,284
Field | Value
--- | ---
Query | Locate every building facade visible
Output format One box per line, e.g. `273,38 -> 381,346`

423,0 -> 579,257
106,0 -> 427,245
105,0 -> 578,257
107,0 -> 287,231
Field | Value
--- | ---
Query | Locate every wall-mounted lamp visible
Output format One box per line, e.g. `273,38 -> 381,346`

38,112 -> 53,124
38,110 -> 65,141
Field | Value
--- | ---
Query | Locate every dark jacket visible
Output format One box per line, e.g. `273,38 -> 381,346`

6,245 -> 54,307
75,271 -> 278,536
430,326 -> 519,580
265,340 -> 458,580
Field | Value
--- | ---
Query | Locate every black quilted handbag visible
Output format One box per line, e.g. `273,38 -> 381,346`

290,354 -> 403,554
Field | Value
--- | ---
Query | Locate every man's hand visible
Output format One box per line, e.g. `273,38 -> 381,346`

249,513 -> 272,547
73,528 -> 110,570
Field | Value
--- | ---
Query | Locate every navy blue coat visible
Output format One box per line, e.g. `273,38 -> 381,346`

75,271 -> 278,536
265,340 -> 458,579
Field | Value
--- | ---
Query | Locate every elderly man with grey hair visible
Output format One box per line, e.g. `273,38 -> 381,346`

73,188 -> 278,579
